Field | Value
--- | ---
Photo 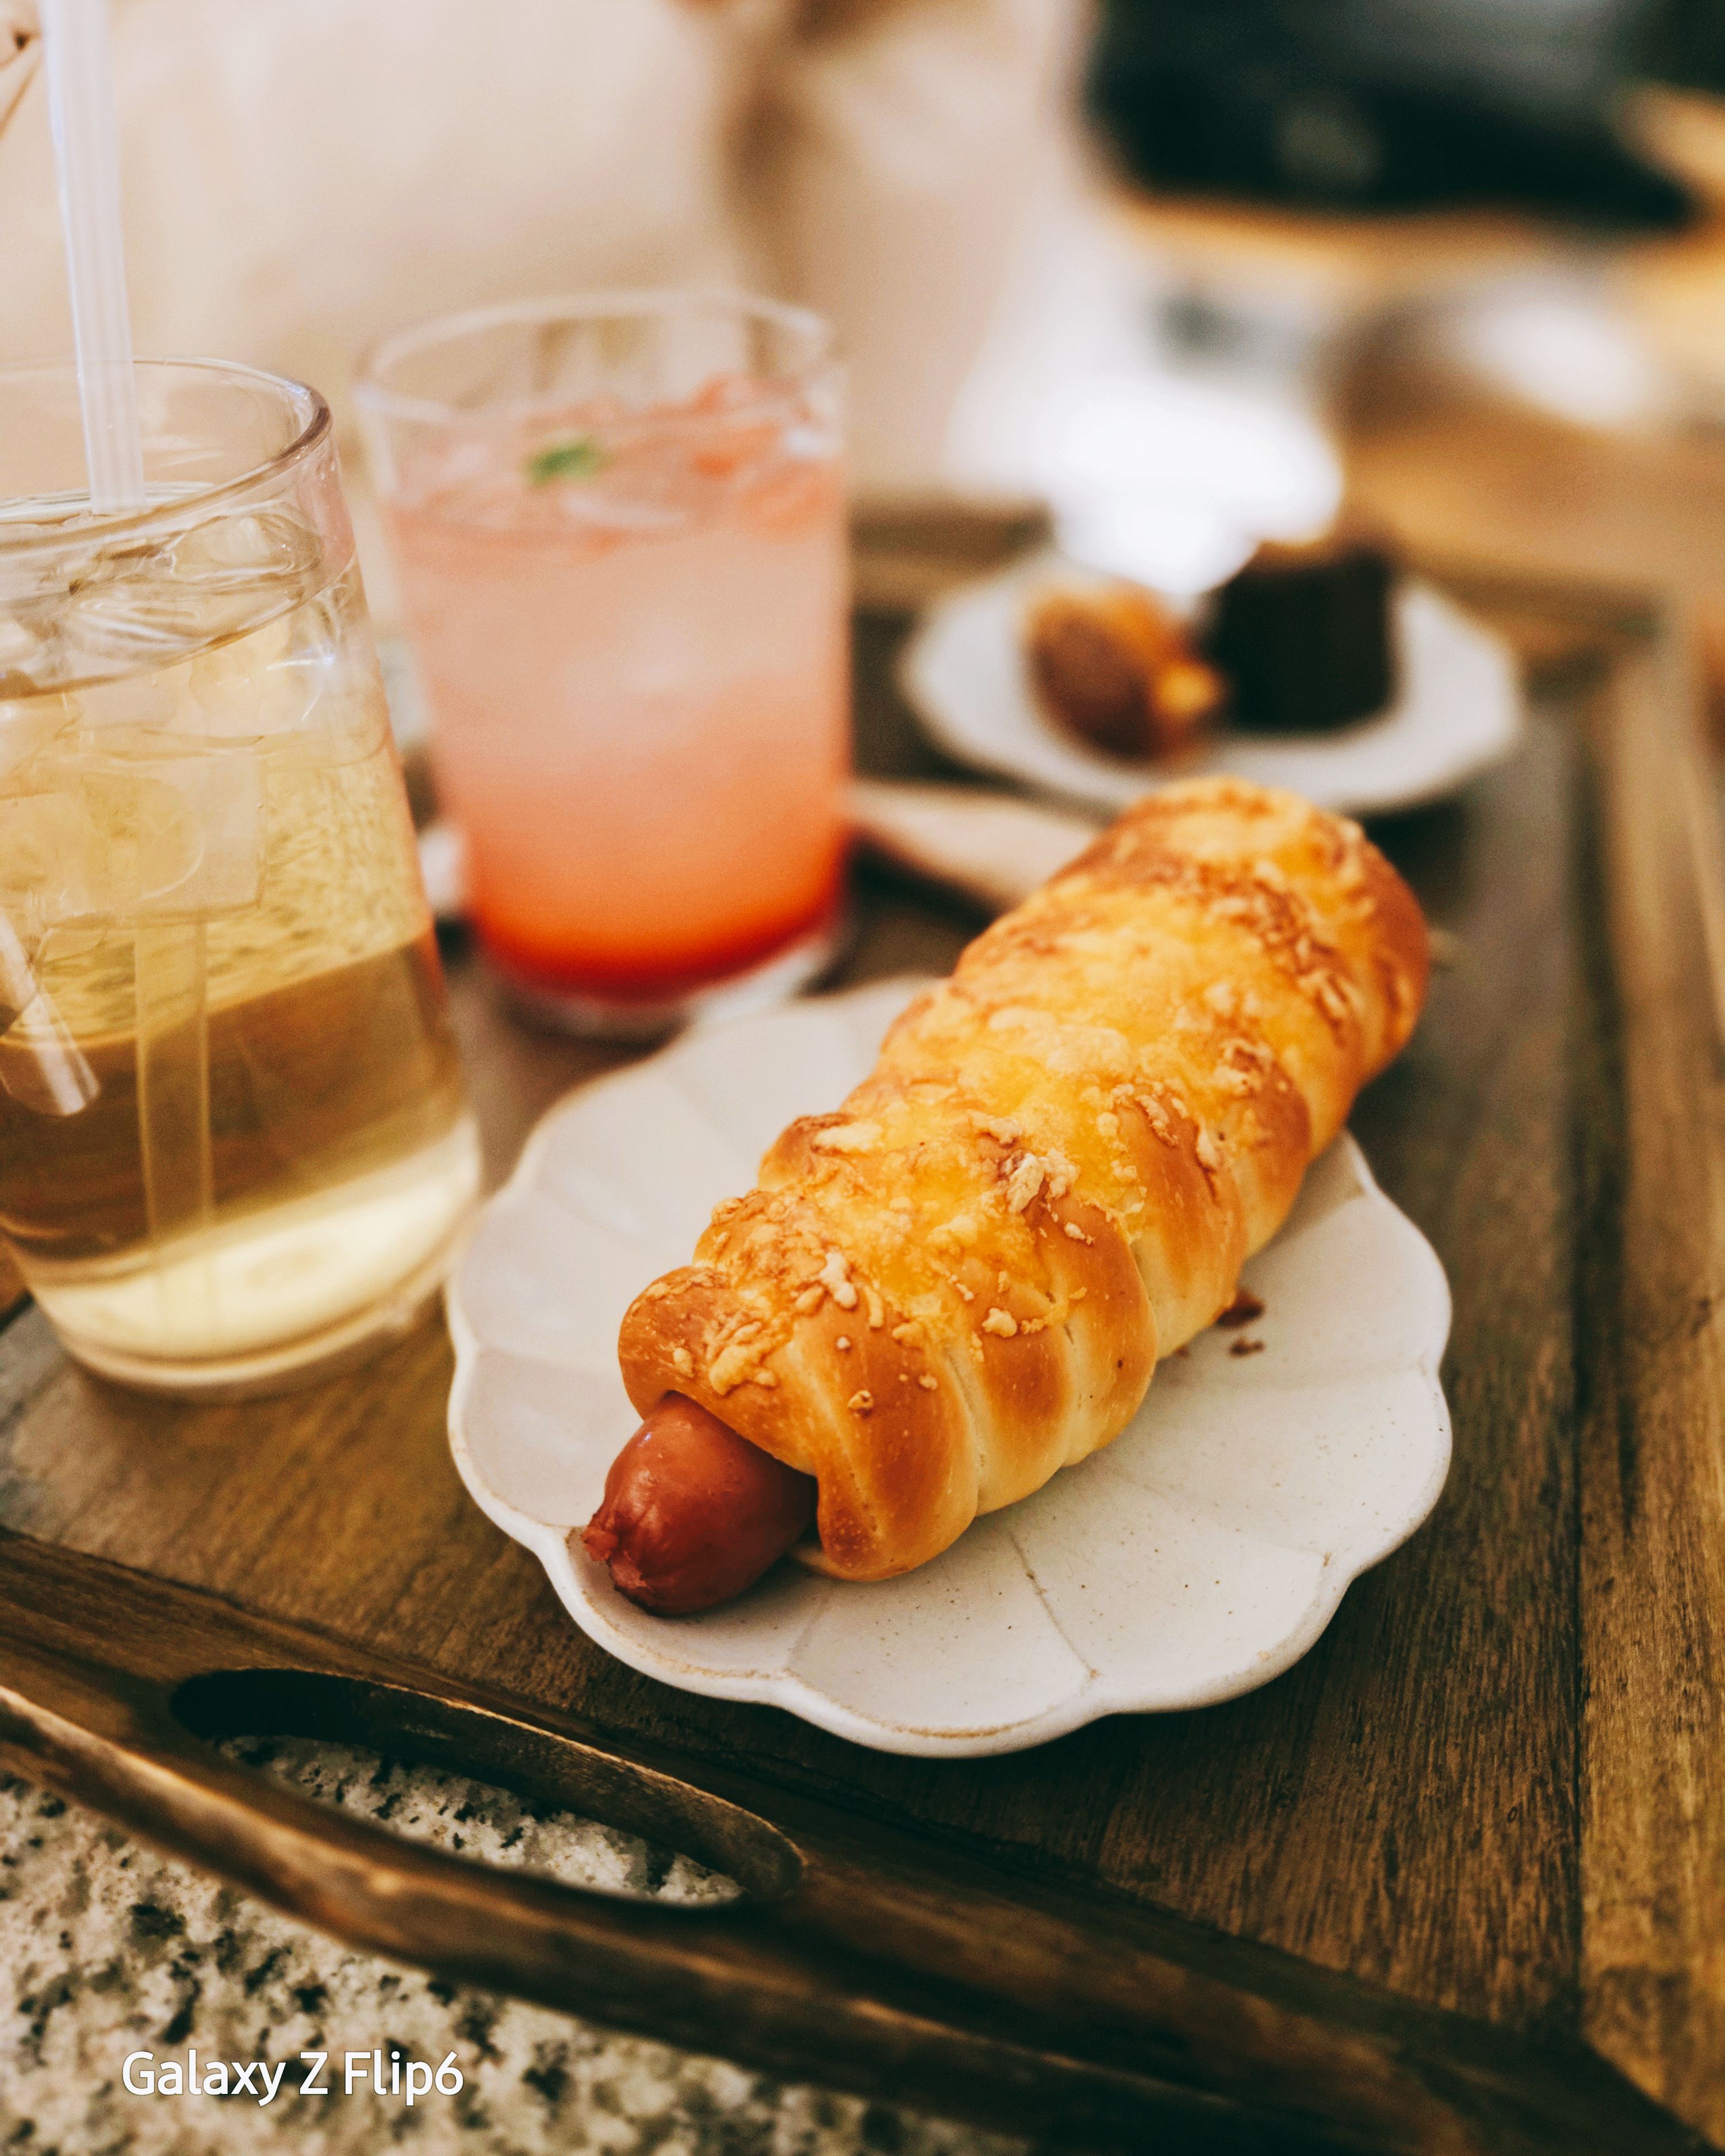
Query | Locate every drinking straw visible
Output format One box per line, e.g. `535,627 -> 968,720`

41,0 -> 215,1325
41,0 -> 145,513
0,918 -> 97,1118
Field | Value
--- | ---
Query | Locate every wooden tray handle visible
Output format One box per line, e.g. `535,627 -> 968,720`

1,1614 -> 1376,2155
0,1534 -> 1694,2156
0,1628 -> 814,2020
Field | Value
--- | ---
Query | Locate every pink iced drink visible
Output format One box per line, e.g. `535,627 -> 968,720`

387,378 -> 849,1003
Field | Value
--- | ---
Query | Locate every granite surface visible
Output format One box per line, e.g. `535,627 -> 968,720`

0,1739 -> 1033,2155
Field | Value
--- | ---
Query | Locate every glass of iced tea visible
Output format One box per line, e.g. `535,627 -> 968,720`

0,360 -> 480,1397
356,293 -> 850,1035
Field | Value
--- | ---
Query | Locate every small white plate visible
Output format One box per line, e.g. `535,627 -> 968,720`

447,980 -> 1452,1758
900,554 -> 1521,820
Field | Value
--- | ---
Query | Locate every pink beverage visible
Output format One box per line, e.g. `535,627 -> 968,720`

360,299 -> 849,1031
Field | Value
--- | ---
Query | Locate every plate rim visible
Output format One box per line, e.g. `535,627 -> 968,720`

447,980 -> 1453,1759
898,551 -> 1521,820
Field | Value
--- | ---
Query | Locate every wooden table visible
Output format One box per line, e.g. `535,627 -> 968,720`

1,570 -> 1723,2154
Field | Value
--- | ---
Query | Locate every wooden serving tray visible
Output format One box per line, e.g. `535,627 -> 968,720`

2,573 -> 1723,2155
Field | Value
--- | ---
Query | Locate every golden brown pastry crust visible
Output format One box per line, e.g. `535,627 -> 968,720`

618,778 -> 1428,1582
1025,584 -> 1224,761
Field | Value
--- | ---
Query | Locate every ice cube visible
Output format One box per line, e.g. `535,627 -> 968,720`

0,750 -> 262,927
59,513 -> 322,679
167,509 -> 320,593
62,550 -> 219,671
151,750 -> 266,913
0,600 -> 80,694
0,789 -> 105,928
189,613 -> 307,738
189,585 -> 378,761
72,667 -> 182,739
88,752 -> 264,918
0,690 -> 78,784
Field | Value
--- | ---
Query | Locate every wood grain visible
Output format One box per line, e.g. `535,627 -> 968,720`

1577,624 -> 1725,2137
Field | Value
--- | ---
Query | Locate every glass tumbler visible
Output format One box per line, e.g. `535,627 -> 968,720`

0,360 -> 480,1397
357,293 -> 851,1038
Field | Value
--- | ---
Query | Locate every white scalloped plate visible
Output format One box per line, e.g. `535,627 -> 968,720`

447,979 -> 1452,1758
900,554 -> 1521,819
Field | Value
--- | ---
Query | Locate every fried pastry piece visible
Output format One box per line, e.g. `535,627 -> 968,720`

1026,583 -> 1223,760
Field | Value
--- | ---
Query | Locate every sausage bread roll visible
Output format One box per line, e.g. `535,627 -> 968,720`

582,778 -> 1428,1613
